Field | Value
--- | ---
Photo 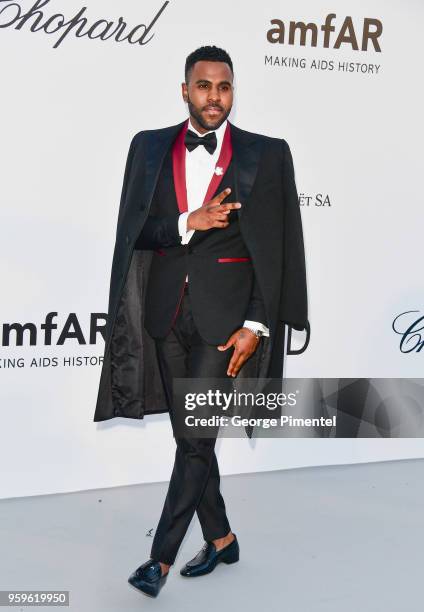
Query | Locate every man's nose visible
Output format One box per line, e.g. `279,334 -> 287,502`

207,87 -> 221,102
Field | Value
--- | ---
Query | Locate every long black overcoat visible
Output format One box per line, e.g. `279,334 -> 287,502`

93,120 -> 308,438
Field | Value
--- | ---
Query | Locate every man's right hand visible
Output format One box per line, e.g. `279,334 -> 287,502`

187,188 -> 241,231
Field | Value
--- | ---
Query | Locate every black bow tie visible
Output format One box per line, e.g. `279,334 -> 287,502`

184,129 -> 217,155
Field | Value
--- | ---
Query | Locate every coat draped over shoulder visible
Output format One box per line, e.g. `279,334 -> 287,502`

93,121 -> 308,439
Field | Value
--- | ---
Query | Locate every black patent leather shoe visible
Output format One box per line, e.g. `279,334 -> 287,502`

128,559 -> 169,597
180,533 -> 239,577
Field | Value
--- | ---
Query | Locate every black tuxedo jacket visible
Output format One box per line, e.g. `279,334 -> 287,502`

138,146 -> 267,343
93,119 -> 309,439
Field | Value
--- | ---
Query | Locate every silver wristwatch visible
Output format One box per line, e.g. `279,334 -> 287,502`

245,327 -> 264,338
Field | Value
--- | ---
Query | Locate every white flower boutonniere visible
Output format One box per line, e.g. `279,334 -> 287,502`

214,166 -> 224,176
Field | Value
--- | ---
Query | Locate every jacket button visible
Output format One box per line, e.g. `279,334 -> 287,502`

125,235 -> 129,245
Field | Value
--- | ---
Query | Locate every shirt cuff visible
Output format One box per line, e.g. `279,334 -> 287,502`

178,212 -> 195,245
243,320 -> 270,337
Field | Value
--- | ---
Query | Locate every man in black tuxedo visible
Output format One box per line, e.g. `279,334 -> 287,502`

93,45 -> 308,597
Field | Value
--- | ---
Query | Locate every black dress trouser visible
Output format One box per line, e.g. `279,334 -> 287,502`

149,285 -> 234,565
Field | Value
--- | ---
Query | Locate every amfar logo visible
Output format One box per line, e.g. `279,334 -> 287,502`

267,14 -> 383,52
0,0 -> 169,49
392,311 -> 424,353
1,312 -> 106,346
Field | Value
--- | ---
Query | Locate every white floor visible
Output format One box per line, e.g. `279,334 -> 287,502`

1,458 -> 422,611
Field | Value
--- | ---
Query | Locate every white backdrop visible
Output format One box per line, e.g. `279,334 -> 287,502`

1,0 -> 423,499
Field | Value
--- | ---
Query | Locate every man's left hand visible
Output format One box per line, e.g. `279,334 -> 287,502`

217,328 -> 260,377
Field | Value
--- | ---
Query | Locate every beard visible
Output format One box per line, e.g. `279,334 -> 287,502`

187,96 -> 231,131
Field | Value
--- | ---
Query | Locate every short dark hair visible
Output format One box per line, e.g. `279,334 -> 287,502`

185,45 -> 234,83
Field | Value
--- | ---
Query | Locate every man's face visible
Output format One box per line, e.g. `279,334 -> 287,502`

182,60 -> 234,133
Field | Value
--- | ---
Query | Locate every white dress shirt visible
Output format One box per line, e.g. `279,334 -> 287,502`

178,117 -> 269,337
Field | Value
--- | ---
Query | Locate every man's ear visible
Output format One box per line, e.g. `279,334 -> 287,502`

181,82 -> 188,103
